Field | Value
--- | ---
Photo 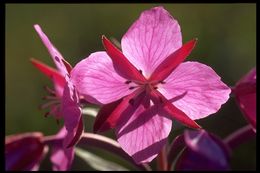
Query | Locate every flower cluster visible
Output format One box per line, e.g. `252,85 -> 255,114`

5,6 -> 255,171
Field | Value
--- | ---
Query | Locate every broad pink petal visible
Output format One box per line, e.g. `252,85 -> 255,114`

102,36 -> 146,82
50,127 -> 75,171
121,6 -> 182,78
149,39 -> 197,82
30,58 -> 66,97
34,24 -> 68,76
71,51 -> 133,105
115,98 -> 172,164
158,61 -> 231,120
62,77 -> 83,147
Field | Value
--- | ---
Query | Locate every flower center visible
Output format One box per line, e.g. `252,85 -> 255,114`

126,79 -> 165,93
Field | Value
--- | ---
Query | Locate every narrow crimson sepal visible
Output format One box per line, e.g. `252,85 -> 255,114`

93,99 -> 122,133
93,89 -> 143,133
150,90 -> 201,129
149,39 -> 197,82
30,58 -> 65,87
102,35 -> 146,83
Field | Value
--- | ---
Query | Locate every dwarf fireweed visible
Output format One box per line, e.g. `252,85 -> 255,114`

5,6 -> 255,171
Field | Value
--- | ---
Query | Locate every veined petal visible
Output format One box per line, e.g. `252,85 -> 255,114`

34,24 -> 68,76
70,51 -> 133,105
94,89 -> 144,133
149,89 -> 201,129
30,58 -> 66,97
121,6 -> 182,78
115,98 -> 172,164
102,36 -> 146,82
62,77 -> 83,148
149,39 -> 197,82
158,61 -> 231,120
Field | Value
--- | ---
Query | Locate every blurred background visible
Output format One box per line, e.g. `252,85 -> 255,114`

6,4 -> 256,170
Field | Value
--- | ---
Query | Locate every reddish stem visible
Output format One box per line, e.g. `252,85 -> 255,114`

167,135 -> 185,170
43,133 -> 152,171
224,125 -> 255,150
157,145 -> 168,171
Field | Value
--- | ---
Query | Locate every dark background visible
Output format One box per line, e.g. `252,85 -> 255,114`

6,4 -> 256,170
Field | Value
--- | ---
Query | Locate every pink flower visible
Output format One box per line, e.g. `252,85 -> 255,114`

71,6 -> 230,163
233,67 -> 256,132
31,24 -> 83,147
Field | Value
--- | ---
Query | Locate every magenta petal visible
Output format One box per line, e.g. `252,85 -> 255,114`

50,127 -> 75,171
62,77 -> 83,147
30,58 -> 66,97
64,116 -> 84,148
158,61 -> 231,120
175,130 -> 230,170
51,147 -> 74,171
5,133 -> 47,171
34,24 -> 68,76
71,51 -> 133,104
149,39 -> 197,82
115,98 -> 172,164
102,36 -> 146,82
233,68 -> 256,131
121,6 -> 182,78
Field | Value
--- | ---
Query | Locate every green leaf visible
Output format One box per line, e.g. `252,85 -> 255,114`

75,147 -> 129,171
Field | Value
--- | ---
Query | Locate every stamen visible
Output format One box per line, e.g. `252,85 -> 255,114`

39,100 -> 60,109
42,95 -> 59,100
125,80 -> 132,84
139,70 -> 143,74
160,81 -> 166,84
153,86 -> 158,90
50,104 -> 61,115
44,86 -> 56,95
129,99 -> 134,105
129,86 -> 136,90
